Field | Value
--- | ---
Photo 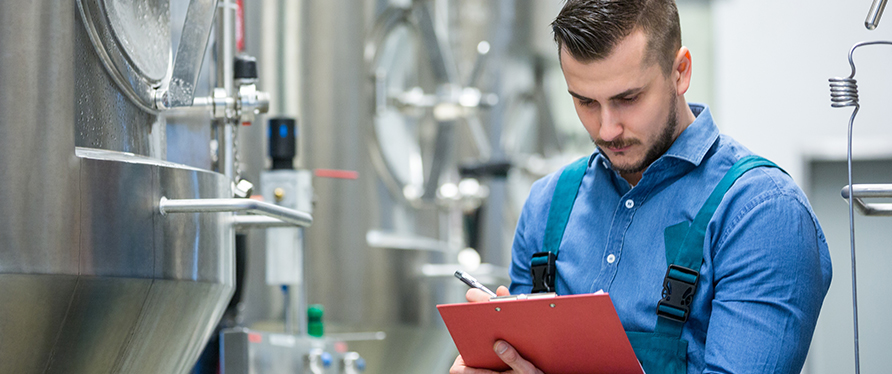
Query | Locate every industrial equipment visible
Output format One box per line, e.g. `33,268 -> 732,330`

0,0 -> 311,373
220,329 -> 369,374
241,1 -> 578,372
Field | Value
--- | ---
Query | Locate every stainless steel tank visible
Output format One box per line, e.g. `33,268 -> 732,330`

0,0 -> 242,372
236,1 -> 525,373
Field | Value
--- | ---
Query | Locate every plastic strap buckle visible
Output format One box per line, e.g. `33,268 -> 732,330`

657,264 -> 700,323
530,251 -> 557,293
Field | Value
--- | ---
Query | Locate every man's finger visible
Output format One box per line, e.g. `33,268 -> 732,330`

493,340 -> 542,374
466,288 -> 491,302
496,285 -> 510,296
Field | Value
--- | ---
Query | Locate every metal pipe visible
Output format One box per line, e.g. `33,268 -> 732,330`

840,184 -> 892,216
841,183 -> 892,198
216,0 -> 235,95
866,0 -> 889,30
224,122 -> 235,180
215,0 -> 237,180
160,197 -> 313,227
232,215 -> 296,228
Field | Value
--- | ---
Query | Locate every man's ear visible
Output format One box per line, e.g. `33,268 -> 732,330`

674,46 -> 692,96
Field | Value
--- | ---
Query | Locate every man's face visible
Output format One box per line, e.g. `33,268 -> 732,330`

561,30 -> 680,176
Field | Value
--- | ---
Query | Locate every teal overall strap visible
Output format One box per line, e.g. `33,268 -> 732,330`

531,156 -> 589,293
654,155 -> 784,337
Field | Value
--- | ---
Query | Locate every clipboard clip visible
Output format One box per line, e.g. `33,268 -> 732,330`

490,292 -> 557,301
530,251 -> 557,293
657,264 -> 700,323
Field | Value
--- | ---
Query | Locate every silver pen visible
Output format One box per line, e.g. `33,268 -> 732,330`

454,270 -> 497,298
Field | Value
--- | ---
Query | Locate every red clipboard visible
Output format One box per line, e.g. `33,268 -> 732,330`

437,292 -> 643,374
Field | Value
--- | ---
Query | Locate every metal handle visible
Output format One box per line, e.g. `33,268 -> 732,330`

866,0 -> 888,30
840,184 -> 892,216
160,197 -> 313,227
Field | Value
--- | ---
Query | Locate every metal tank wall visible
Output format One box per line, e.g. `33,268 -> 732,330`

299,0 -> 381,328
0,1 -> 237,373
0,2 -> 80,370
74,10 -> 167,158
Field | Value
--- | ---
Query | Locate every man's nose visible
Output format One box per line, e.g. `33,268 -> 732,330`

599,108 -> 623,142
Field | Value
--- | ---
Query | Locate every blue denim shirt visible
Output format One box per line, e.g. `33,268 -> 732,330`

509,104 -> 832,373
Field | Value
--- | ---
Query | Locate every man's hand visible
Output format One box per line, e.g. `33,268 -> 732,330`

466,285 -> 510,302
450,286 -> 543,374
449,340 -> 544,374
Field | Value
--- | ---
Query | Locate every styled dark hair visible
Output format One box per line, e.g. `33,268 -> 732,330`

552,0 -> 681,75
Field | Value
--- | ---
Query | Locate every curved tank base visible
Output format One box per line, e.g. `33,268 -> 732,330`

0,276 -> 231,374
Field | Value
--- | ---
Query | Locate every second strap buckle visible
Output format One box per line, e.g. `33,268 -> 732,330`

657,264 -> 700,323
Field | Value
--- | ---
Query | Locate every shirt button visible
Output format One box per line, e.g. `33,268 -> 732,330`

607,254 -> 616,264
625,199 -> 634,209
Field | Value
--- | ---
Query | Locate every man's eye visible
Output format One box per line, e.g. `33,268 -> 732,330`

578,99 -> 595,107
620,95 -> 639,103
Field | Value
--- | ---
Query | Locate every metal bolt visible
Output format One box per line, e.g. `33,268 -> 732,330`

495,307 -> 501,312
233,179 -> 254,198
274,187 -> 285,202
550,304 -> 556,308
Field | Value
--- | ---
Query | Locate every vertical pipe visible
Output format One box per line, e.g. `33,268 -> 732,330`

217,0 -> 237,181
298,229 -> 308,335
301,0 -> 374,328
217,0 -> 235,94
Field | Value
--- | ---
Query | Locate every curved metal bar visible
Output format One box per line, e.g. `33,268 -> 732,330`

160,197 -> 313,227
841,183 -> 892,198
231,215 -> 295,228
840,184 -> 892,216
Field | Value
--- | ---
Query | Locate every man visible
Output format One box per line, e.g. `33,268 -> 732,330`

450,0 -> 832,373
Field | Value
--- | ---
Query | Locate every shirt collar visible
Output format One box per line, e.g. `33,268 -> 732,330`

661,103 -> 719,167
588,103 -> 719,168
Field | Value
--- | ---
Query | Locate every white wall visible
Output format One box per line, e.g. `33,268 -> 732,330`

713,0 -> 892,181
712,1 -> 892,373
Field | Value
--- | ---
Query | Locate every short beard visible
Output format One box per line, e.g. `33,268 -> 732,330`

597,93 -> 679,175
